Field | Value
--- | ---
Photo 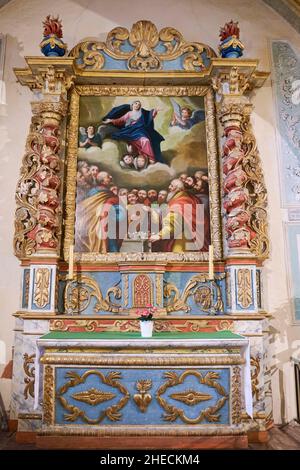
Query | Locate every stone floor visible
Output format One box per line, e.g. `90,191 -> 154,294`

0,422 -> 300,450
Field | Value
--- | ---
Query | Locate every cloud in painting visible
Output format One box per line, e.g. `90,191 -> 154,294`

77,96 -> 208,189
167,121 -> 208,172
78,142 -> 176,189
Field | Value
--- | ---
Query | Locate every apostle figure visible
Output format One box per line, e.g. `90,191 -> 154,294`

149,178 -> 209,252
101,100 -> 165,164
75,171 -> 124,253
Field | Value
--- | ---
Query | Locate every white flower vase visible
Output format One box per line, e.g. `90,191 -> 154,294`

139,320 -> 153,337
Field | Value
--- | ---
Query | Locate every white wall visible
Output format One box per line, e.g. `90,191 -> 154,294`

0,0 -> 300,423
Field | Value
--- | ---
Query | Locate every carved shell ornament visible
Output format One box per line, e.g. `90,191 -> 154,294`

70,20 -> 216,72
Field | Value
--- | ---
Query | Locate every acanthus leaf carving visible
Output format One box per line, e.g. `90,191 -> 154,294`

64,274 -> 122,314
164,273 -> 225,314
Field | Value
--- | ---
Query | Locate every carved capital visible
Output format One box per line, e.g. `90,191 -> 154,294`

210,60 -> 269,99
217,96 -> 252,130
31,98 -> 68,122
14,57 -> 75,94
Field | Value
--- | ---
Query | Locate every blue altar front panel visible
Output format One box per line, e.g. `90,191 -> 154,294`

55,367 -> 230,426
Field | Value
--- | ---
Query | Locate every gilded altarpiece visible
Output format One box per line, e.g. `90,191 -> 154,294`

11,21 -> 271,447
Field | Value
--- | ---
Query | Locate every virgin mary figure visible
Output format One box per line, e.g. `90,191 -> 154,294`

101,100 -> 165,164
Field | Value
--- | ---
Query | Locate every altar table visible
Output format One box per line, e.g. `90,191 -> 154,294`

36,331 -> 251,449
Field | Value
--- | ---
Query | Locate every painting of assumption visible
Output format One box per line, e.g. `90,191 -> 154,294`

74,95 -> 211,254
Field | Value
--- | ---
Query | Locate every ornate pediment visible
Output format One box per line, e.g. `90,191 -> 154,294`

69,20 -> 216,73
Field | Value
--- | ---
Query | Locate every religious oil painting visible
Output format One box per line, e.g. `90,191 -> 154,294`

74,95 -> 211,254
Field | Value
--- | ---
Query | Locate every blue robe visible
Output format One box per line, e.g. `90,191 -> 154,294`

103,104 -> 165,163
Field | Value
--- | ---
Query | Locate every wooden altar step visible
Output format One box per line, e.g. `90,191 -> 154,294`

35,434 -> 248,450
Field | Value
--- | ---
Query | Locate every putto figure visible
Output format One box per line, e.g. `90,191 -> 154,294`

101,100 -> 165,164
79,126 -> 102,149
170,98 -> 205,130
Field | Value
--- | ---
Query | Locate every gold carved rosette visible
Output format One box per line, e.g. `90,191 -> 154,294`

14,61 -> 74,258
213,65 -> 269,259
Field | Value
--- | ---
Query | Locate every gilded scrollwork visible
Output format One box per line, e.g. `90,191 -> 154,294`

241,111 -> 269,257
57,370 -> 130,423
70,20 -> 215,72
23,353 -> 35,399
49,318 -> 234,334
133,379 -> 152,412
164,273 -> 225,314
157,370 -> 228,424
64,274 -> 122,314
33,268 -> 50,308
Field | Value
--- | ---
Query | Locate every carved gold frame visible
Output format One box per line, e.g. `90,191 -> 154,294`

64,84 -> 222,263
